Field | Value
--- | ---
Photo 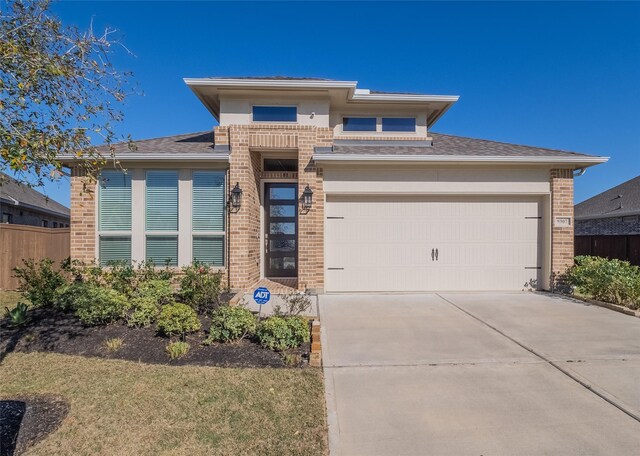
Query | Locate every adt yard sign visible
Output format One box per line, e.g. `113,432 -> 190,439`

253,287 -> 270,305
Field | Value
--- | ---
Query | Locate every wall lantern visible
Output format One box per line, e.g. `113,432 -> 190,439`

229,182 -> 243,210
301,185 -> 313,211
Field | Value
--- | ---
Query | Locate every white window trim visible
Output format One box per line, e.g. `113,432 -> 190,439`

98,168 -> 227,268
190,169 -> 226,269
96,170 -> 133,265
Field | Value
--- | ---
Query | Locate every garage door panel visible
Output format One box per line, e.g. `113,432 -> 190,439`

325,196 -> 542,292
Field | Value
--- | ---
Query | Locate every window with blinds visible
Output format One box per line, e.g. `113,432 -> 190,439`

192,170 -> 225,266
146,170 -> 178,266
98,170 -> 132,265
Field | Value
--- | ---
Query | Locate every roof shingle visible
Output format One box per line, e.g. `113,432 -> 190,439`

575,176 -> 640,219
0,173 -> 70,217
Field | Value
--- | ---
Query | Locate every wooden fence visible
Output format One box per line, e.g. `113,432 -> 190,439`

575,235 -> 640,266
0,224 -> 70,290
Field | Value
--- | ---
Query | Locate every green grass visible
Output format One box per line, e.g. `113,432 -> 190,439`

0,353 -> 327,455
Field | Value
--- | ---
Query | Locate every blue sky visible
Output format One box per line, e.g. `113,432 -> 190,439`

18,1 -> 640,206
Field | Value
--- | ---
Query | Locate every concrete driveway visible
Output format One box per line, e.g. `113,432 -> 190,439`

320,293 -> 640,455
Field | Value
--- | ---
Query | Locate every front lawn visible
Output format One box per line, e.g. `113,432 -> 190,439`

0,352 -> 327,455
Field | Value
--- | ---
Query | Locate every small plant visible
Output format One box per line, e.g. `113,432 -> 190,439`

273,291 -> 312,316
205,306 -> 257,344
256,316 -> 311,352
60,283 -> 130,325
156,303 -> 201,338
127,298 -> 161,328
4,302 -> 28,326
166,341 -> 190,360
179,262 -> 222,312
13,258 -> 66,307
104,337 -> 124,352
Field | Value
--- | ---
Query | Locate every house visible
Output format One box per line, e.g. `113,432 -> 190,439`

0,172 -> 70,228
575,175 -> 640,265
60,77 -> 608,293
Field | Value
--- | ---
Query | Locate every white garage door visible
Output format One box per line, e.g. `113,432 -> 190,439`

325,195 -> 542,292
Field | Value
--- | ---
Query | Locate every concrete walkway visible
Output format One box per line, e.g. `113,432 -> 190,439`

320,293 -> 640,455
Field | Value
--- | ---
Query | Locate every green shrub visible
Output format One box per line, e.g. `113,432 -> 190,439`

157,303 -> 201,337
179,262 -> 222,312
568,256 -> 640,308
205,306 -> 257,344
127,298 -> 161,328
103,261 -> 136,295
134,279 -> 174,305
166,341 -> 190,359
13,258 -> 66,307
71,285 -> 130,325
256,316 -> 310,352
136,260 -> 174,282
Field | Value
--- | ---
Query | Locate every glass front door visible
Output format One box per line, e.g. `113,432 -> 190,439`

265,183 -> 298,278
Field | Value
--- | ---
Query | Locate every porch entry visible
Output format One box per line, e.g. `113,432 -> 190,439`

264,183 -> 298,278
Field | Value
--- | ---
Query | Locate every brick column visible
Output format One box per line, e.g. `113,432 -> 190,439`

70,167 -> 97,263
550,168 -> 574,291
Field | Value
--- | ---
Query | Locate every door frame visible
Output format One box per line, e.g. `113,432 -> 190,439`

260,179 -> 298,279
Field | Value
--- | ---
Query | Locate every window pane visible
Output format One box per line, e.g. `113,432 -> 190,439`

146,171 -> 178,231
269,187 -> 296,200
99,236 -> 131,266
193,235 -> 224,266
270,222 -> 295,234
270,257 -> 296,271
146,236 -> 178,267
99,170 -> 131,231
192,171 -> 225,231
253,106 -> 297,122
382,117 -> 416,132
343,117 -> 376,132
270,239 -> 295,252
263,158 -> 298,172
270,205 -> 296,217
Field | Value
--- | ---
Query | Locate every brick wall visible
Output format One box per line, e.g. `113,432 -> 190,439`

550,168 -> 574,290
70,167 -> 97,263
576,216 -> 640,236
220,124 -> 328,292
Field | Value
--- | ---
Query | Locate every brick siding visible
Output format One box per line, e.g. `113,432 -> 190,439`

550,168 -> 574,290
576,216 -> 640,236
70,167 -> 97,263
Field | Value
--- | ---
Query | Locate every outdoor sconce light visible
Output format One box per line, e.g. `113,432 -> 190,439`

229,182 -> 243,210
301,185 -> 313,211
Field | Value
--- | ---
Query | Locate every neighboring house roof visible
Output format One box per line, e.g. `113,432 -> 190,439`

0,172 -> 70,218
575,175 -> 640,220
314,133 -> 607,166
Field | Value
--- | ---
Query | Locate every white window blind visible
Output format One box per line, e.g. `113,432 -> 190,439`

146,170 -> 178,231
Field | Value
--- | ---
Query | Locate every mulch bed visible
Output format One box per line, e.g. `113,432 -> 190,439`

0,395 -> 69,456
0,308 -> 310,368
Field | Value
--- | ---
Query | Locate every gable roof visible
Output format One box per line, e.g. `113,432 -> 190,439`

575,175 -> 640,220
0,173 -> 70,218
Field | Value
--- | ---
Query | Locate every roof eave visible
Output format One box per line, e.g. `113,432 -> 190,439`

313,154 -> 609,166
58,153 -> 230,164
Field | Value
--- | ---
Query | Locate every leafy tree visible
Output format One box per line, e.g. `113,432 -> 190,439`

0,0 -> 135,188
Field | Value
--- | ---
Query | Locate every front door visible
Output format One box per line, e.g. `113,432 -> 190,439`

265,183 -> 298,278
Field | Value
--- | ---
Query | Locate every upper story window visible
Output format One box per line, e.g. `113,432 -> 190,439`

343,117 -> 376,132
253,106 -> 297,122
382,117 -> 416,132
